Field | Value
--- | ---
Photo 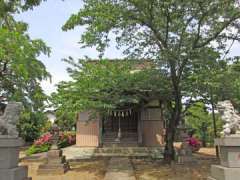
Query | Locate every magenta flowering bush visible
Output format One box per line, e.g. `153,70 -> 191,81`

34,133 -> 52,146
58,131 -> 76,148
26,131 -> 76,155
186,137 -> 201,152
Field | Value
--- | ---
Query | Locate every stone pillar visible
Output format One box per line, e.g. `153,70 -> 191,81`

0,137 -> 30,180
208,136 -> 240,180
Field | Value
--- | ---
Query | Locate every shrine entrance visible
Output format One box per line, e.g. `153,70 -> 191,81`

102,109 -> 139,146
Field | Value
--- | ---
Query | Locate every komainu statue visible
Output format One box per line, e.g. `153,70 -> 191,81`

0,102 -> 22,137
217,100 -> 240,136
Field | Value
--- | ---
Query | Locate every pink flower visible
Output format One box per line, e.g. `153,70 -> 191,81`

186,137 -> 200,147
34,133 -> 52,146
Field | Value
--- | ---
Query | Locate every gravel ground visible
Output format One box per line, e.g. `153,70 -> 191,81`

132,148 -> 218,180
20,147 -> 218,180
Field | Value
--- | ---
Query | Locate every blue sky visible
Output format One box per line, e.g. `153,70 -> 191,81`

15,0 -> 123,95
15,0 -> 240,95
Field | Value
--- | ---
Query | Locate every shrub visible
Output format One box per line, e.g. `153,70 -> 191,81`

26,131 -> 76,156
186,137 -> 201,152
26,133 -> 52,156
26,144 -> 51,156
18,111 -> 49,142
58,131 -> 76,148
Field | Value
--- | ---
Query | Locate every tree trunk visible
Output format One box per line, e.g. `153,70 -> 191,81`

164,85 -> 182,162
210,88 -> 219,158
164,116 -> 176,162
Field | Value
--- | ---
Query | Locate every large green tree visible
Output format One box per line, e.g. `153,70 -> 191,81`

225,60 -> 240,110
63,0 -> 240,161
184,55 -> 240,156
51,58 -> 171,128
0,0 -> 50,141
0,0 -> 46,14
187,56 -> 240,129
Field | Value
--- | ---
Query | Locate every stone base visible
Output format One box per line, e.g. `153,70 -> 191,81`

218,146 -> 240,167
177,155 -> 196,164
209,165 -> 240,180
214,137 -> 240,167
37,149 -> 69,175
215,136 -> 240,146
47,149 -> 63,157
0,137 -> 30,180
0,137 -> 24,169
0,166 -> 28,180
37,163 -> 69,175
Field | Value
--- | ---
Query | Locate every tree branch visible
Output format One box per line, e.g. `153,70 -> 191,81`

165,7 -> 170,47
194,13 -> 240,48
0,62 -> 8,77
193,9 -> 208,48
127,0 -> 167,49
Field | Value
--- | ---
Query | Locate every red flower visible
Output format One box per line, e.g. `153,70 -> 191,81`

33,131 -> 76,147
34,133 -> 52,146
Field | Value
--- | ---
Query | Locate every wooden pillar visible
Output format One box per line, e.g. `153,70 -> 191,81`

99,117 -> 103,147
138,108 -> 143,146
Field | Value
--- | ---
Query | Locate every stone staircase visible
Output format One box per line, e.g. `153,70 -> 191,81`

63,146 -> 164,160
103,132 -> 138,147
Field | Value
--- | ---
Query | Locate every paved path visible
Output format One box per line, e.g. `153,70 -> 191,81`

104,157 -> 136,180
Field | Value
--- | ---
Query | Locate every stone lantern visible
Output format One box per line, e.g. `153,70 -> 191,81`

50,123 -> 60,150
37,124 -> 69,175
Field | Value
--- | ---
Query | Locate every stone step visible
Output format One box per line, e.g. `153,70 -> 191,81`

103,144 -> 138,148
63,146 -> 164,160
37,163 -> 69,175
103,143 -> 138,148
104,157 -> 136,180
46,156 -> 66,164
103,134 -> 138,137
104,131 -> 138,133
104,132 -> 138,134
207,177 -> 216,180
103,137 -> 138,141
103,136 -> 138,139
95,153 -> 149,157
103,139 -> 138,142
